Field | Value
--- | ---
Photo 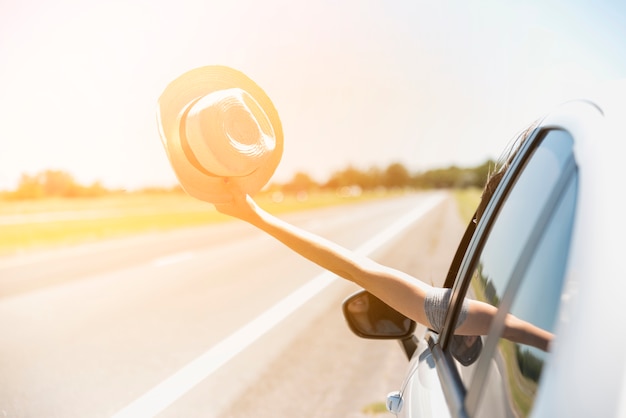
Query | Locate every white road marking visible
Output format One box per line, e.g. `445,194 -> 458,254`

112,193 -> 446,418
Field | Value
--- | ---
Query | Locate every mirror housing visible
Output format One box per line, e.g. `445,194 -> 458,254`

342,290 -> 416,340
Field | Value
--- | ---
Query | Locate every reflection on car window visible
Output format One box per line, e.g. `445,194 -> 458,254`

474,173 -> 577,417
448,130 -> 577,417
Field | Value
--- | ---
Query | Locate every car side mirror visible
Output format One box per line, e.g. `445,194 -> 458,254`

342,290 -> 416,340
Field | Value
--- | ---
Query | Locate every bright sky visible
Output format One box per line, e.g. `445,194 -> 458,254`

1,0 -> 625,191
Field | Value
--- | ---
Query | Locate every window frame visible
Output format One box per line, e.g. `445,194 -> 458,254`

427,127 -> 578,417
441,126 -> 546,347
464,142 -> 577,415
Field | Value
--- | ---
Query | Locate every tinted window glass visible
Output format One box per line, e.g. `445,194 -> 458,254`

447,130 -> 577,416
473,173 -> 577,417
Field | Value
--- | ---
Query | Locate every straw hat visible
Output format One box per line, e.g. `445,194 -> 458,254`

157,66 -> 283,203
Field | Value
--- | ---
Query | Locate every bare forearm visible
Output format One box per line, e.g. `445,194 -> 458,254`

247,207 -> 375,283
503,315 -> 553,352
216,193 -> 431,324
244,205 -> 431,323
458,300 -> 552,351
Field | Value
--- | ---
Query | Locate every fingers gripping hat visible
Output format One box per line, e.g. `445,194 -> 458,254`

157,66 -> 283,203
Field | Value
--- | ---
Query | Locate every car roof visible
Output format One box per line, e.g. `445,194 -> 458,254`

530,80 -> 626,417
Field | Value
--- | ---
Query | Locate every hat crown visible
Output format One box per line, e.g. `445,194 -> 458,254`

158,65 -> 283,203
183,88 -> 276,177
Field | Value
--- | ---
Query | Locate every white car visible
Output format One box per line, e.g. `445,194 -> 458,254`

342,82 -> 626,418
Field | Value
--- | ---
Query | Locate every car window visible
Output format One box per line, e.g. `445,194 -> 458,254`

445,130 -> 577,416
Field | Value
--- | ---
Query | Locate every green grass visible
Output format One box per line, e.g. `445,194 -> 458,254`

0,190 -> 395,255
453,188 -> 482,223
1,188 -> 485,256
498,340 -> 537,416
361,401 -> 389,415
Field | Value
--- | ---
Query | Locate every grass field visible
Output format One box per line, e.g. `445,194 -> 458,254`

0,189 -> 481,256
453,188 -> 482,222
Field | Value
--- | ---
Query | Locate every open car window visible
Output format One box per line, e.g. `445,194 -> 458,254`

443,129 -> 578,416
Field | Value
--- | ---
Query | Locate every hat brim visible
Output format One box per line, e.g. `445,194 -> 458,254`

157,66 -> 283,203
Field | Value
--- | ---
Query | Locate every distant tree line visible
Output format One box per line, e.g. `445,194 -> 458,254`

515,345 -> 544,383
4,171 -> 109,200
276,160 -> 494,194
2,160 -> 494,200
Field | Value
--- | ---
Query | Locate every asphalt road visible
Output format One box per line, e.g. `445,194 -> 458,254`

0,191 -> 466,418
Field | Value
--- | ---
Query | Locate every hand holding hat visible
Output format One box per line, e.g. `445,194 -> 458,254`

213,184 -> 261,222
157,66 -> 283,203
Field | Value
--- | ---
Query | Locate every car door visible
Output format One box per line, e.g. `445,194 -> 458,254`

418,127 -> 579,418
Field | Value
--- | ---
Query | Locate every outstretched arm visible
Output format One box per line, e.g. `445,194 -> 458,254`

215,190 -> 553,351
215,192 -> 433,327
457,300 -> 553,351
